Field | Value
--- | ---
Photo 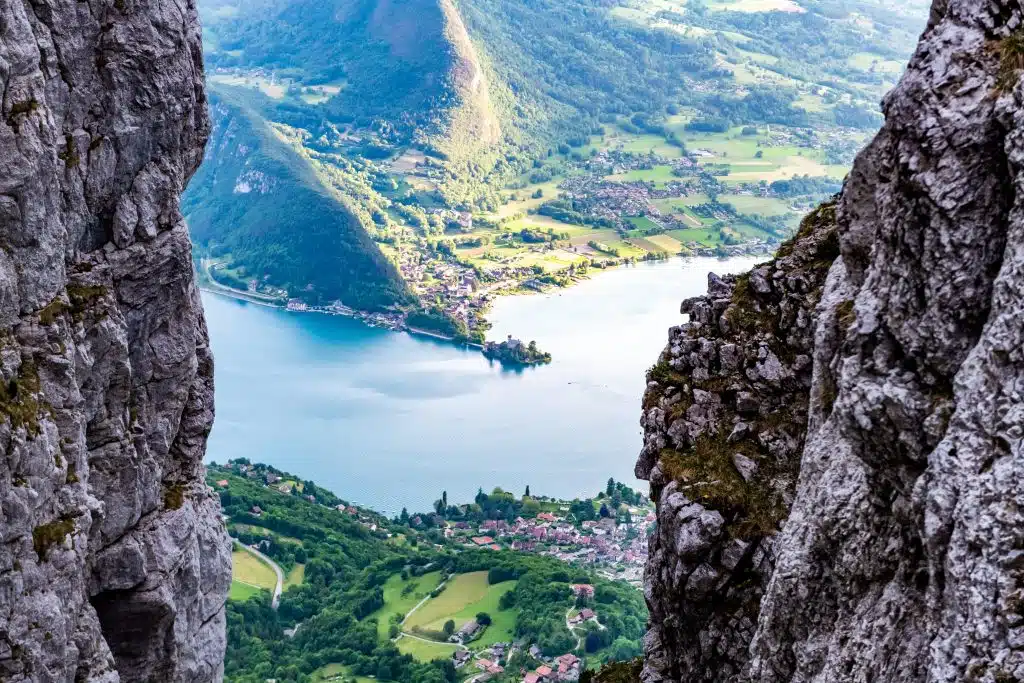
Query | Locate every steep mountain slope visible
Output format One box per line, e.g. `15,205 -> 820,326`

637,1 -> 1024,680
184,90 -> 411,310
0,0 -> 229,681
204,0 -> 499,156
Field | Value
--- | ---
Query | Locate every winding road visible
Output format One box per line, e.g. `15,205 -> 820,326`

235,541 -> 284,609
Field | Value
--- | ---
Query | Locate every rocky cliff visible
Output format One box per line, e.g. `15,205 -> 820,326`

638,1 -> 1024,681
0,0 -> 230,681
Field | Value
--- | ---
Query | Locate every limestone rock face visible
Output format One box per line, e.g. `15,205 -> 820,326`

638,1 -> 1024,680
0,0 -> 230,681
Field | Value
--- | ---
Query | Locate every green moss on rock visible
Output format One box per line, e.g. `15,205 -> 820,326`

32,515 -> 75,561
0,360 -> 43,434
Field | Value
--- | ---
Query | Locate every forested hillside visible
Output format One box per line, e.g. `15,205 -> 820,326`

213,462 -> 646,682
184,90 -> 410,310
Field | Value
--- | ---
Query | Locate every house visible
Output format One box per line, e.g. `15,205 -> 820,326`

529,644 -> 543,659
556,653 -> 582,678
451,619 -> 481,643
537,665 -> 553,678
472,536 -> 495,546
476,658 -> 503,675
490,544 -> 502,551
452,651 -> 472,668
579,608 -> 596,621
570,584 -> 595,599
250,505 -> 263,516
524,673 -> 540,683
215,479 -> 229,487
537,512 -> 557,522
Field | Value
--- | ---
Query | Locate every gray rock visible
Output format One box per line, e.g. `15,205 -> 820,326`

636,1 -> 1024,681
731,454 -> 758,483
0,0 -> 229,680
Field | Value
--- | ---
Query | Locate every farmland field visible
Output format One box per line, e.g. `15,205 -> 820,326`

403,571 -> 519,649
722,196 -> 798,216
395,636 -> 460,662
228,580 -> 264,602
364,570 -> 445,639
232,549 -> 277,590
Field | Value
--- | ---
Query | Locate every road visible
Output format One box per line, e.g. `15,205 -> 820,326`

235,541 -> 284,609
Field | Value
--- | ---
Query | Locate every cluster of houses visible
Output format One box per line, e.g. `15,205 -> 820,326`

453,644 -> 583,682
443,509 -> 654,587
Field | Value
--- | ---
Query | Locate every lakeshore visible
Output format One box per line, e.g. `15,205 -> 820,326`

201,254 -> 761,515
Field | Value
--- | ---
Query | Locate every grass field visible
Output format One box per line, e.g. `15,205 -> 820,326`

608,165 -> 678,184
285,564 -> 305,589
228,580 -> 264,602
396,636 -> 460,662
627,216 -> 662,231
404,572 -> 519,649
669,228 -> 723,247
364,571 -> 445,639
645,234 -> 685,252
495,180 -> 564,218
848,51 -> 905,74
311,663 -> 376,682
232,549 -> 278,590
722,195 -> 797,216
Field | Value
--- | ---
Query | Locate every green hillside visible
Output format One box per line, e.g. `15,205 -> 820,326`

212,461 -> 647,683
183,89 -> 410,310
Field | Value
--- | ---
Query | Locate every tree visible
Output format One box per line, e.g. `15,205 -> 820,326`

525,485 -> 530,498
599,503 -> 611,518
443,620 -> 456,637
476,612 -> 492,626
606,478 -> 615,497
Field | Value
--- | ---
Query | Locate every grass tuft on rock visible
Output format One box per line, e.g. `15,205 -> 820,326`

32,515 -> 75,561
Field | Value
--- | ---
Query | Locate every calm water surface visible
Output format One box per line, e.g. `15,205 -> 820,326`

203,255 -> 761,514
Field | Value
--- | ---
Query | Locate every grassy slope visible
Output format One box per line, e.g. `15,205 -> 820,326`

183,87 -> 410,310
364,570 -> 445,639
232,549 -> 278,589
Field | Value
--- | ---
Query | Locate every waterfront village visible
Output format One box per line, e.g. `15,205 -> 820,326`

216,460 -> 655,681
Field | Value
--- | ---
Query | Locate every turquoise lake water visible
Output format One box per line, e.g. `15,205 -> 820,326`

202,255 -> 761,515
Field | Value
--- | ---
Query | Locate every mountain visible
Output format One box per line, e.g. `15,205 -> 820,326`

184,89 -> 412,310
635,0 -> 1024,680
187,0 -> 930,325
0,0 -> 229,680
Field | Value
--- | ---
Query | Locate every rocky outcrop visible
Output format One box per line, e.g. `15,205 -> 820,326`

0,0 -> 230,681
638,204 -> 839,682
638,1 -> 1024,681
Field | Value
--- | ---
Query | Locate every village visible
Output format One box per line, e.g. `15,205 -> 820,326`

443,508 -> 652,588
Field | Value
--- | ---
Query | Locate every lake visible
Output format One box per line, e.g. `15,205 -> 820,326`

203,255 -> 762,515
